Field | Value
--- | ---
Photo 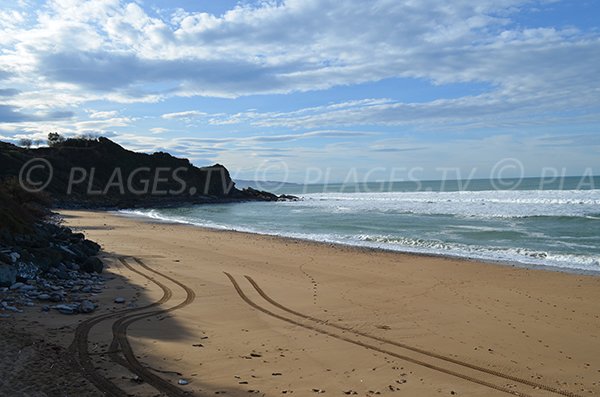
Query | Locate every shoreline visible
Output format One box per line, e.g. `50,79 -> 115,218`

113,209 -> 600,277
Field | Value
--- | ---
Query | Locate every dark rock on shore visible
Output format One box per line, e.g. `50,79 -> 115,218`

0,263 -> 17,287
0,183 -> 106,316
81,257 -> 104,273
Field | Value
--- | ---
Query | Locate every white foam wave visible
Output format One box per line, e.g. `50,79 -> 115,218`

117,209 -> 600,273
289,189 -> 600,218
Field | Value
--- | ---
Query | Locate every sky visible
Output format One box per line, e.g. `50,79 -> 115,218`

0,0 -> 599,183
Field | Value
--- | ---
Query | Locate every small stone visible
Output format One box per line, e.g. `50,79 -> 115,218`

79,300 -> 96,313
130,375 -> 143,384
178,379 -> 189,385
54,304 -> 77,315
1,302 -> 22,313
49,293 -> 63,302
9,282 -> 24,290
114,297 -> 126,304
37,293 -> 51,300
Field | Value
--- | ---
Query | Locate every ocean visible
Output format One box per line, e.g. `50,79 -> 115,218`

121,176 -> 600,273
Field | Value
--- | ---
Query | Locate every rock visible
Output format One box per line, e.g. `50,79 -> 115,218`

81,257 -> 104,274
130,375 -> 144,384
178,379 -> 189,385
0,264 -> 17,287
114,297 -> 126,304
54,304 -> 78,315
79,300 -> 96,313
0,251 -> 11,264
19,284 -> 36,292
16,261 -> 38,280
1,302 -> 22,313
81,240 -> 101,256
49,292 -> 63,302
9,252 -> 20,263
54,269 -> 70,280
9,282 -> 24,290
41,305 -> 50,312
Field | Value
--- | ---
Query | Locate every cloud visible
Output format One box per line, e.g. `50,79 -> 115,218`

89,110 -> 119,119
0,104 -> 34,122
161,110 -> 206,119
1,0 -> 598,107
0,104 -> 74,123
198,86 -> 600,131
0,88 -> 20,97
110,129 -> 375,154
0,0 -> 598,175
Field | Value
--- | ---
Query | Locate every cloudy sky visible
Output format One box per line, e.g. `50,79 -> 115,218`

0,0 -> 598,182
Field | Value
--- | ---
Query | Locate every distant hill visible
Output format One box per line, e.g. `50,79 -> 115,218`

235,179 -> 301,190
0,137 -> 282,208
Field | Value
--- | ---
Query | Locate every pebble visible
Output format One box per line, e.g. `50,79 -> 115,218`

79,299 -> 96,313
49,293 -> 63,302
1,302 -> 23,313
54,304 -> 78,315
9,282 -> 24,290
37,293 -> 51,300
178,379 -> 189,385
114,297 -> 126,304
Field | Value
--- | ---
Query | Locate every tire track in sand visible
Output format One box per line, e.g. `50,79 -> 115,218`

225,272 -> 583,397
69,257 -> 196,397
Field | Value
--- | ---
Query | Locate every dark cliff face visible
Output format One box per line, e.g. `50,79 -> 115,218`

0,137 -> 271,208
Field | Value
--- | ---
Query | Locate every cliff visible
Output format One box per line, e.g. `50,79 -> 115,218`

0,137 -> 282,208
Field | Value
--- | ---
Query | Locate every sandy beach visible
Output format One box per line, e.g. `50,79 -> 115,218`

3,209 -> 600,397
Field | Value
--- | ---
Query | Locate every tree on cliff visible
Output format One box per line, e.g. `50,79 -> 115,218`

47,132 -> 65,147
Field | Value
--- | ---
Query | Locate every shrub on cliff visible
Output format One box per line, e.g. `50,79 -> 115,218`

0,178 -> 51,236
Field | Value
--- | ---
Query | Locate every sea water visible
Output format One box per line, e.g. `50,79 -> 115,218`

121,176 -> 600,273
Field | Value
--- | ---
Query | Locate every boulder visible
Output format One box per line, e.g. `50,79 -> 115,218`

81,240 -> 101,256
0,264 -> 17,287
81,257 -> 104,274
